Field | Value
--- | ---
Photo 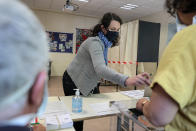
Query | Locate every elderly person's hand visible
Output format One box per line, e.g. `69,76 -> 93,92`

136,98 -> 150,111
125,72 -> 151,87
32,124 -> 46,131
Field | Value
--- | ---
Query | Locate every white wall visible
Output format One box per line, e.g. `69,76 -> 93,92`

139,10 -> 175,59
33,10 -> 99,76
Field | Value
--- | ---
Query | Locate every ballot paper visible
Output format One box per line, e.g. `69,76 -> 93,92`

44,101 -> 67,115
120,90 -> 144,99
89,102 -> 119,115
40,101 -> 73,130
46,114 -> 73,131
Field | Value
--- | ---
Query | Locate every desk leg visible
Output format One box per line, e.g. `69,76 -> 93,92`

116,85 -> 119,92
124,115 -> 129,131
117,115 -> 131,131
132,121 -> 134,131
117,115 -> 121,131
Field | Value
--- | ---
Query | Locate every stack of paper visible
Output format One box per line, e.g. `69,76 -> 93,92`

46,114 -> 73,131
40,101 -> 73,130
120,90 -> 144,99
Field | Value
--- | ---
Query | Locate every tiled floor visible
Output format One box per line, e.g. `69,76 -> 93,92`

48,76 -> 146,131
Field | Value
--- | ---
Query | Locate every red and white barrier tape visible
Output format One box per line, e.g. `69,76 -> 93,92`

108,60 -> 138,65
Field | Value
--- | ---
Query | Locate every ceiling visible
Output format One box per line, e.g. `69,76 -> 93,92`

21,0 -> 166,22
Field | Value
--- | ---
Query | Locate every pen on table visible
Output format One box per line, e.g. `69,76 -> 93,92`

31,117 -> 40,125
35,117 -> 38,123
58,96 -> 61,101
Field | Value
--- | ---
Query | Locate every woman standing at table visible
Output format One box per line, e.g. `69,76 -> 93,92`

136,0 -> 196,130
62,12 -> 150,131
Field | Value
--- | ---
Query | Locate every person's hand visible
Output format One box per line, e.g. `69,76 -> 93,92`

136,98 -> 149,111
125,72 -> 151,87
32,124 -> 46,131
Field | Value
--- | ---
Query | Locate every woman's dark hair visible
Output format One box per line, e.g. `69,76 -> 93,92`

92,12 -> 122,36
166,0 -> 196,16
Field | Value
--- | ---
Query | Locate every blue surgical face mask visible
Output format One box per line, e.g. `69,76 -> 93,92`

18,81 -> 48,123
176,14 -> 196,32
193,15 -> 196,24
36,81 -> 48,116
176,14 -> 187,32
2,82 -> 48,126
2,113 -> 35,126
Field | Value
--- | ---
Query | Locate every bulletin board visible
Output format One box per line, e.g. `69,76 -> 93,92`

76,28 -> 92,53
47,31 -> 73,53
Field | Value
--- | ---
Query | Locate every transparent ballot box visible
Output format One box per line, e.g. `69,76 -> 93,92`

109,100 -> 164,131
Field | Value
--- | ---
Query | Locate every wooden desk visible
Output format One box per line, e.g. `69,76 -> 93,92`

46,92 -> 138,131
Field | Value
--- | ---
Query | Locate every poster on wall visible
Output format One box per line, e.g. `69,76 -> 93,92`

76,28 -> 92,53
47,31 -> 73,53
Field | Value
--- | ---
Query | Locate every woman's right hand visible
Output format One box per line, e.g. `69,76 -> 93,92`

125,72 -> 151,87
32,124 -> 46,131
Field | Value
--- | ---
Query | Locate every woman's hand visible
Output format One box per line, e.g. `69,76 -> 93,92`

136,98 -> 149,111
125,72 -> 151,87
32,124 -> 46,131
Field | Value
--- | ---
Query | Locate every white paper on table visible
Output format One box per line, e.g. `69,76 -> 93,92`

46,113 -> 73,130
40,101 -> 68,118
46,116 -> 59,125
57,114 -> 73,128
89,102 -> 119,116
44,101 -> 67,114
120,90 -> 144,99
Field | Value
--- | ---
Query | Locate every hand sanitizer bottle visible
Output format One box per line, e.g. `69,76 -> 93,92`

72,89 -> 82,113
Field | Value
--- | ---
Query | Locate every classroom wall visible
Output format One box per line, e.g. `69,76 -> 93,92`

33,9 -> 175,77
33,10 -> 99,76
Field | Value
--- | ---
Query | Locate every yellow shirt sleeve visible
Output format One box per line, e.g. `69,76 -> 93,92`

151,25 -> 196,109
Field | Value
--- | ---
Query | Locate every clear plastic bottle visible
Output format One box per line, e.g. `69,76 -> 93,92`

72,89 -> 82,113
